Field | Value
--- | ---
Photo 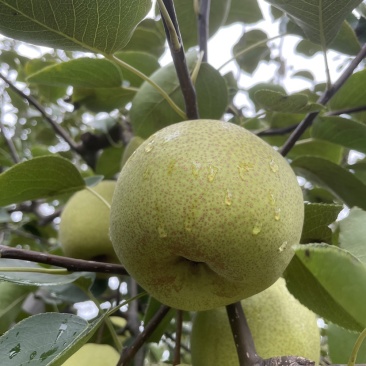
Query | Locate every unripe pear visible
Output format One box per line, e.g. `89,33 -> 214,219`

110,120 -> 304,311
59,180 -> 119,263
62,343 -> 119,365
191,278 -> 320,365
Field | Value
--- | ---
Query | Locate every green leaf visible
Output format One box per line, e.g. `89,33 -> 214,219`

174,0 -> 231,49
348,160 -> 366,185
0,281 -> 34,334
339,207 -> 366,265
327,323 -> 366,363
233,30 -> 270,74
114,51 -> 160,87
292,156 -> 366,210
225,0 -> 263,25
95,146 -> 124,179
285,244 -> 366,331
27,58 -> 122,88
72,87 -> 135,113
329,69 -> 366,123
312,116 -> 366,154
0,156 -> 85,206
0,0 -> 151,54
301,203 -> 342,244
0,259 -> 94,287
248,83 -> 286,111
0,313 -> 104,366
254,90 -> 323,113
130,57 -> 228,138
266,0 -> 362,45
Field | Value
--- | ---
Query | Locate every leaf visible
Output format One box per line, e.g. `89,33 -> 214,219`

329,69 -> 366,123
233,30 -> 270,74
327,323 -> 366,363
27,58 -> 123,88
301,203 -> 342,244
292,156 -> 366,210
339,207 -> 366,265
0,156 -> 85,206
248,83 -> 286,111
130,57 -> 228,138
266,0 -> 363,45
254,90 -> 323,113
0,281 -> 34,334
174,0 -> 231,49
284,244 -> 366,331
0,0 -> 151,54
95,146 -> 124,179
225,0 -> 263,25
0,259 -> 95,287
312,116 -> 366,154
0,312 -> 104,366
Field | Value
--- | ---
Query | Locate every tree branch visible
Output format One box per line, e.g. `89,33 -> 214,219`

158,0 -> 200,119
326,105 -> 366,116
197,0 -> 211,62
226,302 -> 261,366
280,42 -> 366,157
257,123 -> 298,137
0,72 -> 81,154
0,245 -> 127,275
173,310 -> 183,365
0,115 -> 20,164
117,304 -> 171,366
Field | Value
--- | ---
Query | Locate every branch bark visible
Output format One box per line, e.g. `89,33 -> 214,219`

173,310 -> 183,365
158,0 -> 200,119
0,245 -> 127,275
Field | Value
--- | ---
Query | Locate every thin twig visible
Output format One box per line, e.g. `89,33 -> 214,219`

117,304 -> 171,366
226,302 -> 261,366
0,117 -> 20,163
173,310 -> 183,365
0,245 -> 127,275
280,42 -> 366,157
158,0 -> 200,119
257,123 -> 298,137
326,105 -> 366,116
197,0 -> 211,62
0,72 -> 81,154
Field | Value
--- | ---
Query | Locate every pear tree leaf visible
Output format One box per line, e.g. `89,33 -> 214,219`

0,281 -> 34,334
329,69 -> 366,123
292,71 -> 315,81
0,0 -> 151,54
347,160 -> 366,185
254,90 -> 323,113
225,0 -> 263,25
292,156 -> 366,210
130,55 -> 228,138
0,156 -> 85,206
27,58 -> 123,88
0,259 -> 94,287
312,116 -> 366,155
339,207 -> 366,265
0,312 -> 104,366
266,0 -> 363,45
284,243 -> 366,331
301,203 -> 342,244
327,323 -> 366,363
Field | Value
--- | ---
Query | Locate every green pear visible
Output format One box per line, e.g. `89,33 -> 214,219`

110,120 -> 304,311
191,278 -> 320,365
62,343 -> 119,365
59,180 -> 119,263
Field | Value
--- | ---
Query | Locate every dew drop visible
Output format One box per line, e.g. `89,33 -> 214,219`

167,160 -> 176,175
29,351 -> 37,360
9,343 -> 21,359
144,140 -> 154,153
268,191 -> 276,206
191,161 -> 202,178
225,189 -> 233,206
158,225 -> 167,238
269,159 -> 279,173
278,241 -> 288,253
207,165 -> 218,182
237,162 -> 254,180
274,207 -> 281,221
252,222 -> 262,236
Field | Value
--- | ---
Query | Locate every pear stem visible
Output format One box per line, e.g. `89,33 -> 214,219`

173,310 -> 183,365
117,304 -> 171,366
226,302 -> 261,366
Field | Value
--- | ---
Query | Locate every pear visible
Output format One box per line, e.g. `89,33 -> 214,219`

191,278 -> 320,365
110,120 -> 304,311
59,180 -> 119,263
62,343 -> 119,365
